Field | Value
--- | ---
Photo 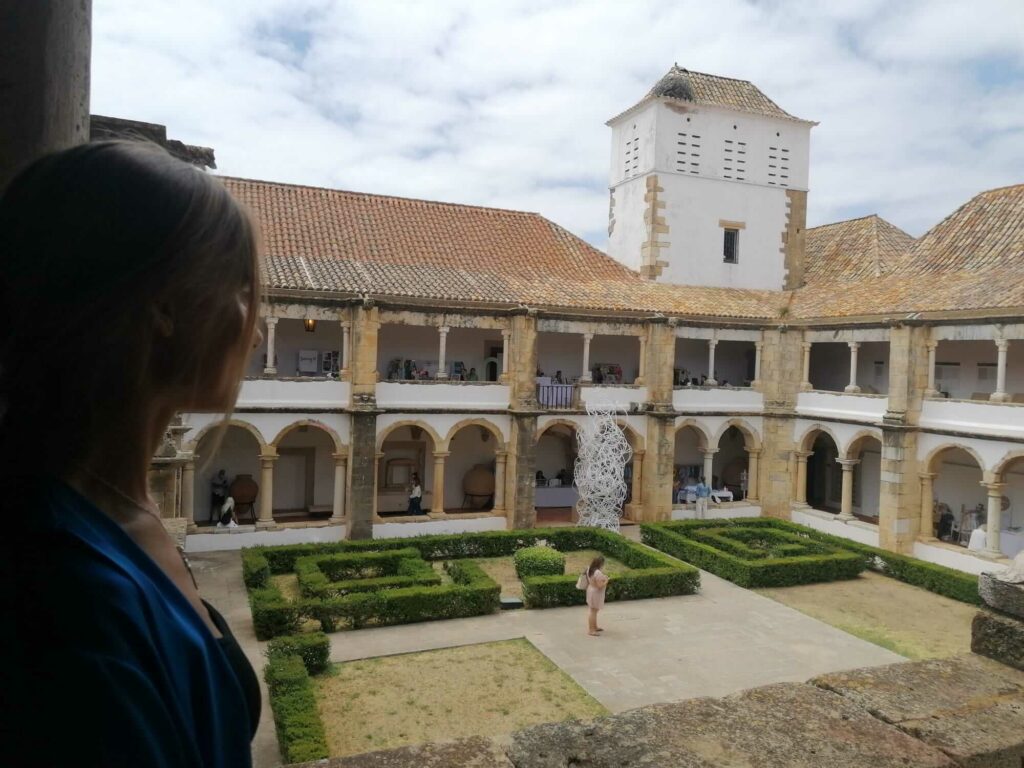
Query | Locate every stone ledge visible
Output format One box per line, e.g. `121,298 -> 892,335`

972,609 -> 1024,672
979,572 -> 1024,620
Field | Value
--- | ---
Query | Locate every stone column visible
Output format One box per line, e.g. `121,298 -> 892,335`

180,457 -> 195,524
431,451 -> 448,514
346,410 -> 377,539
838,459 -> 859,520
800,341 -> 812,391
794,451 -> 811,505
257,450 -> 277,528
330,452 -> 347,523
845,342 -> 861,393
493,452 -> 507,514
752,340 -> 763,390
992,339 -> 1010,402
983,481 -> 1005,557
0,1 -> 92,192
701,448 -> 717,485
642,413 -> 676,522
263,317 -> 278,375
500,329 -> 511,382
340,321 -> 351,378
635,336 -> 647,386
746,449 -> 760,502
630,449 -> 644,511
436,326 -> 450,380
706,340 -> 718,386
350,303 -> 380,399
510,414 -> 538,528
925,340 -> 938,397
919,472 -> 936,539
580,333 -> 594,383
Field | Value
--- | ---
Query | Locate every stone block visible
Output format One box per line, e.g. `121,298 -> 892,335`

813,655 -> 1024,766
979,572 -> 1024,620
302,736 -> 511,768
972,609 -> 1024,672
506,683 -> 953,768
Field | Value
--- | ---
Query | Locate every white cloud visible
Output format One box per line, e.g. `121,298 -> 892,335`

92,0 -> 1024,244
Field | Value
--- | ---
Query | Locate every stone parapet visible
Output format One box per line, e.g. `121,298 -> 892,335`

972,609 -> 1024,672
978,572 -> 1024,620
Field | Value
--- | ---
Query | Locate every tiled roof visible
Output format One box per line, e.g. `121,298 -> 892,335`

609,65 -> 809,124
804,215 -> 915,283
221,176 -> 782,318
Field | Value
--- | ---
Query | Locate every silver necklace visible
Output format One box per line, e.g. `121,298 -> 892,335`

84,470 -> 198,590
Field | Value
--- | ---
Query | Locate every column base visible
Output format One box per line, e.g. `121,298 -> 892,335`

837,512 -> 855,521
255,520 -> 278,530
990,392 -> 1011,403
979,549 -> 1005,561
799,382 -> 813,392
844,385 -> 862,394
924,389 -> 939,398
705,379 -> 718,387
263,368 -> 277,376
328,516 -> 345,526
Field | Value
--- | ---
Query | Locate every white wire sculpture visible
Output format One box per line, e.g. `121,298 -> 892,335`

574,404 -> 632,532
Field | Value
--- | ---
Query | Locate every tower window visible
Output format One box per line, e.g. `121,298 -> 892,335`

723,229 -> 739,264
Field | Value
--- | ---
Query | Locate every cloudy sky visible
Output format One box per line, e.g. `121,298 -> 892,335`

92,0 -> 1024,246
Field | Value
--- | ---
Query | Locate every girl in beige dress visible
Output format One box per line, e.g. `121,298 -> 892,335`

586,556 -> 609,636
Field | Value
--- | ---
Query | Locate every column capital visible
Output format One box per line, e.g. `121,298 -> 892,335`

926,339 -> 938,351
982,481 -> 1006,494
438,325 -> 450,335
837,458 -> 860,470
583,332 -> 594,342
632,449 -> 646,458
331,452 -> 349,463
707,338 -> 718,348
264,316 -> 279,326
746,447 -> 762,457
801,341 -> 812,351
432,451 -> 450,460
753,339 -> 763,349
259,447 -> 278,460
794,450 -> 813,460
700,447 -> 718,456
495,451 -> 508,460
501,328 -> 512,338
995,338 -> 1010,351
341,320 -> 351,329
848,340 -> 861,350
918,472 -> 937,481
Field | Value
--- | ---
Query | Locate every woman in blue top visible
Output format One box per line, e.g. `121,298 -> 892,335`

0,141 -> 263,766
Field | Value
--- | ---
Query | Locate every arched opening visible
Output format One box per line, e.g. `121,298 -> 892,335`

535,422 -> 580,522
994,455 -> 1024,558
929,447 -> 985,544
672,424 -> 708,505
616,423 -> 644,521
193,424 -> 261,526
445,422 -> 501,513
845,434 -> 882,521
377,424 -> 438,516
272,424 -> 337,523
712,426 -> 749,501
805,430 -> 841,512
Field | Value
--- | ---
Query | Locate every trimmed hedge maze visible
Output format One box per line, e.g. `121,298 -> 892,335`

642,517 -> 981,603
244,527 -> 700,638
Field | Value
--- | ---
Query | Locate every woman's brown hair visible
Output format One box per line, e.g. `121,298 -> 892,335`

588,556 -> 605,577
0,140 -> 260,481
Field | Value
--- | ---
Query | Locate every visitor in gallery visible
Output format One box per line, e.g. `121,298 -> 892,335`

536,469 -> 547,486
0,141 -> 263,766
467,367 -> 479,381
554,370 -> 565,383
408,473 -> 424,515
210,468 -> 229,521
217,496 -> 239,528
695,477 -> 711,519
584,556 -> 609,636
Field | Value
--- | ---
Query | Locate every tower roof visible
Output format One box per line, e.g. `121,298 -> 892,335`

608,65 -> 814,125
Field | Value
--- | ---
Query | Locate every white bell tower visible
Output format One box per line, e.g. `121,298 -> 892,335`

606,66 -> 816,290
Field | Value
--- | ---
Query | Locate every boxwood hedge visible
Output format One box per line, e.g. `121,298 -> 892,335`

264,654 -> 329,764
267,632 -> 330,674
513,546 -> 566,578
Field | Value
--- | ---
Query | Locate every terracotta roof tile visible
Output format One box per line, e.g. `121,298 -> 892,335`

804,215 -> 915,283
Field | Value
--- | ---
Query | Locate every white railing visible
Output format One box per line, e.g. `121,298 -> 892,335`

795,391 -> 888,422
673,386 -> 763,413
376,381 -> 510,410
919,397 -> 1024,440
237,378 -> 349,408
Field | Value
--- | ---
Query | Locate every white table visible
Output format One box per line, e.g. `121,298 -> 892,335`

1001,528 -> 1024,558
535,486 -> 579,507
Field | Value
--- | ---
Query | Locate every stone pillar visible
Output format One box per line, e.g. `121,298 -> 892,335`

746,449 -> 760,502
510,414 -> 537,528
983,481 -> 1005,558
630,449 -> 644,514
500,329 -> 511,382
635,336 -> 647,386
258,450 -> 277,528
351,303 -> 380,399
701,448 -> 717,485
706,340 -> 718,386
580,333 -> 593,383
845,342 -> 861,393
925,340 -> 938,397
838,459 -> 859,520
919,473 -> 936,539
346,410 -> 377,539
0,1 -> 92,192
641,414 -> 675,522
800,341 -> 812,391
264,317 -> 278,375
992,339 -> 1010,403
493,452 -> 507,513
645,322 -> 676,406
752,340 -> 763,390
180,457 -> 195,524
794,451 -> 811,506
436,326 -> 450,380
509,313 -> 538,408
341,321 -> 351,378
430,451 -> 448,514
330,452 -> 347,522
756,328 -> 804,519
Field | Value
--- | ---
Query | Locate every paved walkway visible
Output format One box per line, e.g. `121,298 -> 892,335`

192,540 -> 902,766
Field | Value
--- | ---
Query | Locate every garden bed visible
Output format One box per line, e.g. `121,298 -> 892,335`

476,549 -> 628,600
244,526 -> 700,638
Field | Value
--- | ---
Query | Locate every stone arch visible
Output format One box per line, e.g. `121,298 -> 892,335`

444,418 -> 506,453
186,418 -> 267,453
993,449 -> 1024,482
924,443 -> 987,475
712,418 -> 761,451
536,417 -> 585,442
843,429 -> 883,460
272,419 -> 345,454
376,420 -> 443,453
672,418 -> 712,449
798,423 -> 842,454
614,420 -> 645,452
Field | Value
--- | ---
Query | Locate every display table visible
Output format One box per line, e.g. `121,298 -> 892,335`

535,486 -> 579,508
1001,528 -> 1024,558
679,486 -> 734,504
